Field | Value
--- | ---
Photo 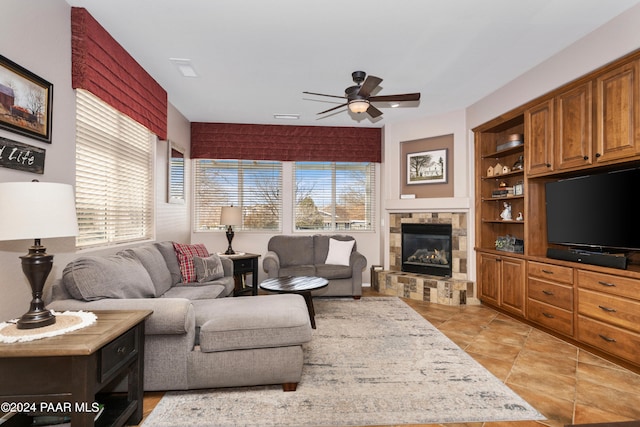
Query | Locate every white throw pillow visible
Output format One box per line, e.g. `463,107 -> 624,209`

324,238 -> 355,266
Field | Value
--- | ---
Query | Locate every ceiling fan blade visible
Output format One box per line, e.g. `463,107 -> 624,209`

357,75 -> 383,98
317,102 -> 348,115
369,93 -> 421,103
303,91 -> 346,100
367,104 -> 383,118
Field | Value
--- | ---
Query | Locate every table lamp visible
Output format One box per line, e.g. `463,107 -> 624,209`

0,181 -> 79,329
220,206 -> 242,255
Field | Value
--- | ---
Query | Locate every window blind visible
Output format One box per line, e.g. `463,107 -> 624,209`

194,159 -> 282,231
75,89 -> 154,248
294,162 -> 375,231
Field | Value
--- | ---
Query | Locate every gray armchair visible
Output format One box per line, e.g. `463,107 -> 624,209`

263,234 -> 367,298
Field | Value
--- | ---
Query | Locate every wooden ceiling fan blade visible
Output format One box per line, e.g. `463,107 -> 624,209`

317,102 -> 348,115
303,91 -> 346,100
369,93 -> 421,102
357,75 -> 383,98
367,104 -> 383,118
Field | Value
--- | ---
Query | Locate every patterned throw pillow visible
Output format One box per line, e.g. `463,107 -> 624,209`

193,254 -> 225,283
172,242 -> 210,283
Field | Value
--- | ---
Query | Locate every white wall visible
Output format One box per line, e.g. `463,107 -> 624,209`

0,0 -> 191,321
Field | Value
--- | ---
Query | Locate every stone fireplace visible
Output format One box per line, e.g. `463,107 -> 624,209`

402,223 -> 452,277
374,212 -> 474,305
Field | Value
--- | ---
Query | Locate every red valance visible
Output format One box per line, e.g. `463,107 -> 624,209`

71,7 -> 167,140
191,122 -> 382,162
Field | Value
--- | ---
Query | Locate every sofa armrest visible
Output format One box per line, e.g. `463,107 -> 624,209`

262,250 -> 281,278
47,298 -> 193,336
350,250 -> 367,282
220,256 -> 234,277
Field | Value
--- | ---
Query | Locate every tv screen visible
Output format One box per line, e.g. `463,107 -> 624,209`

545,167 -> 640,252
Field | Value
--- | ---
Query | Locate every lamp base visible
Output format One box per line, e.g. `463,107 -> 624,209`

225,225 -> 236,255
17,240 -> 56,330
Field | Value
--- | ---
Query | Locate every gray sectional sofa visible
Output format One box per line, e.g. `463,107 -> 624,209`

263,234 -> 367,298
44,241 -> 312,392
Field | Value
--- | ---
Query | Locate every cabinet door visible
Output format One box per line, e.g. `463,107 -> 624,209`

500,256 -> 526,317
477,253 -> 500,306
525,99 -> 554,176
595,59 -> 640,162
556,82 -> 593,170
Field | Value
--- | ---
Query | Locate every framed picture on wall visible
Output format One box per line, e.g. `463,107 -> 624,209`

407,148 -> 447,185
0,55 -> 53,143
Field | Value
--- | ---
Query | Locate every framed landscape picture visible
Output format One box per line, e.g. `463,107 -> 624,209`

0,55 -> 53,143
407,148 -> 447,185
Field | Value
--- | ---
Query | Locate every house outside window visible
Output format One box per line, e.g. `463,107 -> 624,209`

194,159 -> 282,231
294,162 -> 375,231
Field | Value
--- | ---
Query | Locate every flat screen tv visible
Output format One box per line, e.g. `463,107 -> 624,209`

545,167 -> 640,252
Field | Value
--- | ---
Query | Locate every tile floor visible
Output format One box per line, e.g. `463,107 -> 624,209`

137,289 -> 640,427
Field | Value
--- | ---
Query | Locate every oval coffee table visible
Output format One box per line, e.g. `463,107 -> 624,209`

259,276 -> 328,329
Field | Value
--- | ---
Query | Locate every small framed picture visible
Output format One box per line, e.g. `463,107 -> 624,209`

407,148 -> 447,185
0,55 -> 53,143
514,182 -> 524,196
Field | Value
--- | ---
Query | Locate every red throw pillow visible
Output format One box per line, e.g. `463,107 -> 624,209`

172,242 -> 210,283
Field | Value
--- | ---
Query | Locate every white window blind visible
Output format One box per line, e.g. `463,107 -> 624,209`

194,159 -> 282,231
294,162 -> 375,231
75,89 -> 154,248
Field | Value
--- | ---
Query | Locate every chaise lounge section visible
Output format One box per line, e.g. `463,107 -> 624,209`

44,241 -> 313,392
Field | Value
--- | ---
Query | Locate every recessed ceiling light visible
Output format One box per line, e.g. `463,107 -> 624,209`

273,114 -> 300,120
169,58 -> 198,78
390,103 -> 400,108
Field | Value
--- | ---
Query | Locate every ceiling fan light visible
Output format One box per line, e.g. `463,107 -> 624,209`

348,99 -> 370,113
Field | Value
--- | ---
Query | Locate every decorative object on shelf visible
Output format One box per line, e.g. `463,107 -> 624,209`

514,181 -> 524,196
512,155 -> 524,171
500,202 -> 512,221
516,212 -> 524,221
493,163 -> 503,176
495,235 -> 524,253
486,166 -> 494,177
496,134 -> 524,152
0,54 -> 53,143
220,205 -> 242,255
501,165 -> 511,174
407,148 -> 447,185
0,181 -> 78,329
498,180 -> 508,188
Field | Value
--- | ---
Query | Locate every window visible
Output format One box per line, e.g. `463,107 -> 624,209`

294,162 -> 375,231
75,89 -> 154,248
194,160 -> 282,231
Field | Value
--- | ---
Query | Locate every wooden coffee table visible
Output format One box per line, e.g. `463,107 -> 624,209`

259,276 -> 328,329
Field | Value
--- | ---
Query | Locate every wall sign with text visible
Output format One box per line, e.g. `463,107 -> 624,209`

0,136 -> 45,174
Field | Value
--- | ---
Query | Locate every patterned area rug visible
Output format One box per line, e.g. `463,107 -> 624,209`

142,297 -> 545,426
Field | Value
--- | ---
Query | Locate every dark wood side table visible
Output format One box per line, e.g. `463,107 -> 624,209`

222,252 -> 261,296
0,310 -> 152,427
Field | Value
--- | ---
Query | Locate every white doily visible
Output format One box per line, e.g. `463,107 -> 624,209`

0,310 -> 97,343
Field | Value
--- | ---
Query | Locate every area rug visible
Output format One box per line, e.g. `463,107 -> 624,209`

142,297 -> 545,426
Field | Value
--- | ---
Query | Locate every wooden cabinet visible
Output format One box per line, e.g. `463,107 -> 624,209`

595,59 -> 640,163
527,261 -> 574,336
525,99 -> 554,176
556,82 -> 594,170
477,252 -> 526,317
577,270 -> 640,365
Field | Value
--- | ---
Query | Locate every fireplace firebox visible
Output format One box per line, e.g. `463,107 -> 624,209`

401,223 -> 452,277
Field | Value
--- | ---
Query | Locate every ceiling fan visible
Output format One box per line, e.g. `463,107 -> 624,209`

303,71 -> 421,118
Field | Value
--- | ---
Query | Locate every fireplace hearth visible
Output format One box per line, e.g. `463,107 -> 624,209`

402,223 -> 452,277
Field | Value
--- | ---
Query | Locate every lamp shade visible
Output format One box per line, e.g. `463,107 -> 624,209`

0,182 -> 79,241
220,206 -> 242,226
348,99 -> 370,113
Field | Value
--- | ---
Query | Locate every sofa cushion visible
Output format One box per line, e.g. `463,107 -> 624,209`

315,263 -> 352,279
324,237 -> 355,266
154,241 -> 183,285
173,242 -> 210,283
198,295 -> 312,352
279,265 -> 316,277
162,284 -> 227,300
268,235 -> 314,267
119,244 -> 173,296
313,234 -> 356,264
193,254 -> 224,282
62,255 -> 156,301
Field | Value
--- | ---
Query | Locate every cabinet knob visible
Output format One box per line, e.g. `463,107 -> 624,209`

583,156 -> 589,160
546,163 -> 551,167
599,334 -> 616,343
542,290 -> 554,296
595,153 -> 601,158
598,305 -> 617,313
542,312 -> 555,319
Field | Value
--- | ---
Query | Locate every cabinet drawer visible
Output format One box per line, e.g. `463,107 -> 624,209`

578,289 -> 640,333
578,315 -> 640,365
527,299 -> 573,336
577,270 -> 640,300
528,262 -> 573,284
233,258 -> 255,272
100,327 -> 138,383
528,278 -> 573,310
